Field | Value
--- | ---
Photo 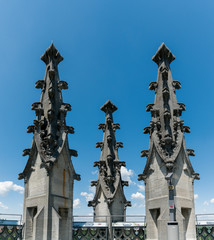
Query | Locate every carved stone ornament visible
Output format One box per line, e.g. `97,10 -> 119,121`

90,100 -> 131,210
19,44 -> 80,179
139,43 -> 199,179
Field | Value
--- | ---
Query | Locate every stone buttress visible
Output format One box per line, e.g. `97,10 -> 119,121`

89,100 -> 131,222
19,44 -> 80,240
138,43 -> 199,240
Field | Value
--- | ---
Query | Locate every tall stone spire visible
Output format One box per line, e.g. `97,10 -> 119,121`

138,43 -> 199,240
19,44 -> 80,240
89,100 -> 131,222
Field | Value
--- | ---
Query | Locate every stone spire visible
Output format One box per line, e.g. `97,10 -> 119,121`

19,44 -> 80,240
138,43 -> 199,240
89,100 -> 131,222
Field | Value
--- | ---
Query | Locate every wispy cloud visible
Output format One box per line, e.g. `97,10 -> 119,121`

203,201 -> 209,206
194,194 -> 198,200
81,192 -> 94,202
132,203 -> 144,208
210,198 -> 214,204
121,167 -> 136,185
73,199 -> 81,208
92,170 -> 98,175
0,202 -> 8,210
131,192 -> 145,201
89,186 -> 96,194
137,184 -> 145,192
0,181 -> 24,196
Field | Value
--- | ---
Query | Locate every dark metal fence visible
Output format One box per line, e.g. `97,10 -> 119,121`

73,227 -> 108,240
0,214 -> 23,240
0,225 -> 22,240
196,214 -> 214,239
196,225 -> 214,239
1,214 -> 214,239
72,226 -> 146,240
73,215 -> 146,240
113,227 -> 146,239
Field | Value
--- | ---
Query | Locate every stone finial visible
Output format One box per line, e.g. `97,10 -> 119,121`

100,100 -> 118,113
41,43 -> 63,65
152,43 -> 175,66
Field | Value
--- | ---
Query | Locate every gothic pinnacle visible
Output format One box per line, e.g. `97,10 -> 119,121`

19,44 -> 79,179
139,43 -> 200,178
89,100 -> 130,221
19,44 -> 80,240
138,43 -> 199,240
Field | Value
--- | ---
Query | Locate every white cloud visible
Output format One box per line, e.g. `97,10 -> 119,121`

121,167 -> 135,185
138,184 -> 145,192
81,192 -> 94,202
132,203 -> 144,208
73,199 -> 81,209
92,170 -> 98,175
131,192 -> 145,201
0,181 -> 24,196
89,186 -> 96,194
0,202 -> 8,210
194,194 -> 198,200
203,201 -> 209,206
210,198 -> 214,204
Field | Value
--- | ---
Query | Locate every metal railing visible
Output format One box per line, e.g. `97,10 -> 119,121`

195,214 -> 214,239
196,214 -> 214,225
73,214 -> 146,224
73,215 -> 146,240
0,213 -> 22,225
1,213 -> 214,239
0,214 -> 23,240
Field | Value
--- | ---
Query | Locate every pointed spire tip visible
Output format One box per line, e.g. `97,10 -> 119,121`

152,43 -> 175,66
100,100 -> 117,113
41,43 -> 64,65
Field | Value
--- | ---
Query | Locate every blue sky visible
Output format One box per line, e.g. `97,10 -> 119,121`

0,0 -> 214,217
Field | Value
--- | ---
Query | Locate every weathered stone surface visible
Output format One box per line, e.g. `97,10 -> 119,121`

138,43 -> 199,240
19,44 -> 80,240
89,100 -> 131,222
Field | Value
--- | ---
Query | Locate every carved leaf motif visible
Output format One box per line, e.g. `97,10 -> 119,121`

141,150 -> 149,158
58,81 -> 68,90
98,123 -> 105,131
146,104 -> 154,112
27,125 -> 35,133
144,126 -> 151,134
115,142 -> 123,149
173,80 -> 181,89
149,81 -> 158,91
67,126 -> 75,134
22,148 -> 31,156
35,80 -> 45,89
69,149 -> 78,157
187,149 -> 195,156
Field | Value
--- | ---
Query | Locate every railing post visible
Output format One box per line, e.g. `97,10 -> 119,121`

107,215 -> 113,240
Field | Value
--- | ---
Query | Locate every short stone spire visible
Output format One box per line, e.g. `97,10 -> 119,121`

19,43 -> 78,178
19,44 -> 80,240
138,44 -> 199,240
139,43 -> 198,172
89,100 -> 131,222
